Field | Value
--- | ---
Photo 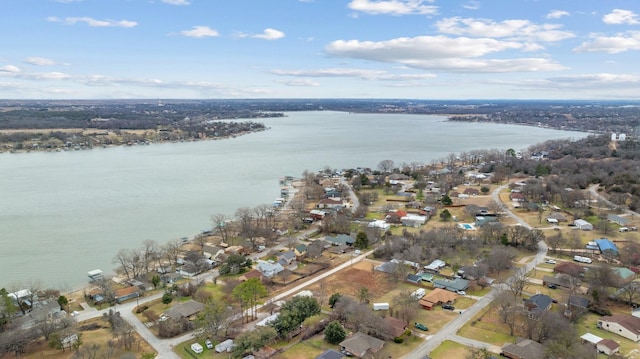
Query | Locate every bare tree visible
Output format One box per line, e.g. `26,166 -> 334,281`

211,213 -> 231,243
163,239 -> 183,268
377,159 -> 395,174
505,268 -> 530,299
619,283 -> 640,307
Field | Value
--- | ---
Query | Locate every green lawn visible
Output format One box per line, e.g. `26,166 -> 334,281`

575,313 -> 640,356
430,340 -> 469,359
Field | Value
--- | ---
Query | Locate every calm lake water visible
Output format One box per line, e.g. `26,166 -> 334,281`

0,111 -> 586,290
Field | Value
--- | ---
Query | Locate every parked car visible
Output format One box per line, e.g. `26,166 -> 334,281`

456,290 -> 466,296
415,322 -> 429,331
442,304 -> 455,310
547,284 -> 557,289
205,339 -> 213,349
545,259 -> 557,264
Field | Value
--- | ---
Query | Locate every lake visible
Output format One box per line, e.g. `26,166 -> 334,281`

0,111 -> 586,290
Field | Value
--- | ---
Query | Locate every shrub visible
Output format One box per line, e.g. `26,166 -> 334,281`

393,337 -> 404,343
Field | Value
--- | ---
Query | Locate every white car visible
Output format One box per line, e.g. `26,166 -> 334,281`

205,339 -> 213,349
545,259 -> 556,264
456,290 -> 466,296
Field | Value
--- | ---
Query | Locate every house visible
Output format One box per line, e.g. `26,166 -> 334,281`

277,250 -> 297,267
162,272 -> 182,284
475,216 -> 498,227
464,188 -> 480,196
385,210 -> 408,224
420,272 -> 434,282
310,209 -> 328,220
433,278 -> 470,292
509,192 -> 526,202
256,260 -> 284,278
501,338 -> 545,359
546,218 -> 559,225
612,267 -> 635,285
406,274 -> 421,284
547,212 -> 568,222
325,234 -> 355,246
608,214 -> 631,226
418,288 -> 458,310
574,219 -> 593,231
553,262 -> 584,276
374,262 -> 399,274
316,198 -> 345,210
424,259 -> 446,273
256,313 -> 280,327
114,286 -> 140,304
401,214 -> 428,227
524,294 -> 552,318
165,299 -> 205,320
239,269 -> 264,282
368,220 -> 391,231
595,238 -> 619,255
315,349 -> 345,359
294,244 -> 307,258
598,314 -> 640,342
568,295 -> 590,312
597,339 -> 620,356
382,316 -> 407,338
339,332 -> 385,358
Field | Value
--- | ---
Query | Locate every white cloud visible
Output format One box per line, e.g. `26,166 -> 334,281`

574,31 -> 640,53
462,1 -> 480,10
47,16 -> 137,28
517,73 -> 640,94
0,65 -> 21,73
253,28 -> 285,40
178,26 -> 220,38
603,9 -> 639,25
546,10 -> 569,19
271,67 -> 436,81
325,36 -> 566,73
348,0 -> 437,16
162,0 -> 191,5
276,79 -> 320,86
435,17 -> 575,42
25,57 -> 56,66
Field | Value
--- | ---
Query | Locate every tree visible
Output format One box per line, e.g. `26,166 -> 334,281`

272,296 -> 321,338
358,287 -> 370,304
391,290 -> 419,323
441,195 -> 453,206
355,231 -> 369,249
467,347 -> 493,359
324,321 -> 346,344
439,209 -> 452,221
197,298 -> 233,340
505,268 -> 530,299
162,292 -> 173,305
233,326 -> 277,357
378,160 -> 395,173
546,232 -> 565,254
328,293 -> 342,308
233,278 -> 267,322
57,295 -> 69,311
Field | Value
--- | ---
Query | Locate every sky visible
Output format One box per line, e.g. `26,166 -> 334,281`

1,0 -> 639,100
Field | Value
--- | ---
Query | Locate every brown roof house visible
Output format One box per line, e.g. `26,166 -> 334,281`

597,338 -> 620,356
598,314 -> 640,342
501,338 -> 545,359
418,288 -> 458,310
382,316 -> 408,338
339,332 -> 385,358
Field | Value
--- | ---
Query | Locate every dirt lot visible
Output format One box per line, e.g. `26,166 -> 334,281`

305,259 -> 395,300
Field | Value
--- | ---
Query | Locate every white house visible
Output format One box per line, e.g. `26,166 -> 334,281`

368,220 -> 390,230
256,260 -> 284,278
574,219 -> 593,231
598,315 -> 640,342
401,214 -> 427,227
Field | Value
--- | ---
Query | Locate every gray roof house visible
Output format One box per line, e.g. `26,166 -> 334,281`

433,278 -> 470,292
501,338 -> 545,359
277,250 -> 297,266
340,332 -> 385,358
315,349 -> 345,359
325,234 -> 355,246
256,260 -> 284,278
165,299 -> 205,320
524,294 -> 553,318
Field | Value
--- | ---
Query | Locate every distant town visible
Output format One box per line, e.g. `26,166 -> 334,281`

1,99 -> 640,153
2,100 -> 640,359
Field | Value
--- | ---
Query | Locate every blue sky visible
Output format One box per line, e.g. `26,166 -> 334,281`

1,0 -> 639,99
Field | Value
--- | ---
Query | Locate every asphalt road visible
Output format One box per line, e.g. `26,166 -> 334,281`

402,183 -> 549,359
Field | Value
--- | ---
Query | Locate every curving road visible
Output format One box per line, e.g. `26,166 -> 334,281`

402,183 -> 548,359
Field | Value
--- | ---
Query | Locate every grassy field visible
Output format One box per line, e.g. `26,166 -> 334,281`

430,340 -> 470,359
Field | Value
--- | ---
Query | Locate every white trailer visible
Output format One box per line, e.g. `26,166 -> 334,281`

372,302 -> 389,311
